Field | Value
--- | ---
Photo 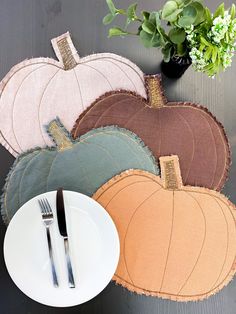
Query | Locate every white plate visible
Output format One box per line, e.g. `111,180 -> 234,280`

3,191 -> 120,307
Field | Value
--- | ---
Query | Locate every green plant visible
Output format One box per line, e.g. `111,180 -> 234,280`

187,4 -> 236,76
103,0 -> 236,77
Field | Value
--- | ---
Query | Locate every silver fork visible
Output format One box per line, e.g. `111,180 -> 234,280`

38,198 -> 59,287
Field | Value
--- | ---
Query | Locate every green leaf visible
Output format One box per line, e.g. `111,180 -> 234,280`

199,43 -> 205,52
204,46 -> 212,61
212,47 -> 218,63
142,11 -> 150,20
169,28 -> 186,44
142,20 -> 156,34
163,8 -> 183,22
155,11 -> 161,26
191,1 -> 204,15
200,36 -> 210,46
194,12 -> 206,25
183,0 -> 192,6
162,1 -> 178,21
117,9 -> 126,15
192,2 -> 205,25
178,15 -> 195,27
139,30 -> 153,47
176,43 -> 186,56
162,43 -> 173,62
175,0 -> 183,5
103,13 -> 115,25
106,0 -> 117,15
213,3 -> 225,18
231,4 -> 236,19
182,5 -> 197,18
192,1 -> 204,13
178,4 -> 197,26
127,3 -> 138,21
139,30 -> 162,48
175,0 -> 185,7
158,27 -> 169,45
205,7 -> 212,24
108,27 -> 128,37
149,11 -> 158,25
151,33 -> 162,47
226,31 -> 229,43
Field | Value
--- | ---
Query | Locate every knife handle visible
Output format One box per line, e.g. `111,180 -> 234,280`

64,237 -> 75,288
46,227 -> 59,287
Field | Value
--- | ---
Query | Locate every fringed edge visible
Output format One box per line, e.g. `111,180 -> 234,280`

93,168 -> 236,302
0,146 -> 57,225
112,261 -> 236,302
0,57 -> 62,157
71,74 -> 165,137
51,32 -> 146,82
77,52 -> 145,85
93,168 -> 236,211
0,57 -> 62,95
72,90 -> 231,191
0,53 -> 145,97
80,125 -> 159,176
71,89 -> 148,138
1,124 -> 159,225
167,101 -> 232,192
0,53 -> 145,156
0,134 -> 18,158
0,157 -> 19,225
92,169 -> 161,199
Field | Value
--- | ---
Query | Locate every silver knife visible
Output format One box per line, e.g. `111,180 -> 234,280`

56,188 -> 75,288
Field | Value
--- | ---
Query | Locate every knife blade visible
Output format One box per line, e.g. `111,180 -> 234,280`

56,188 -> 75,288
56,188 -> 68,237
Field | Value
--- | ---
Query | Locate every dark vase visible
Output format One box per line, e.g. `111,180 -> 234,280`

161,56 -> 192,79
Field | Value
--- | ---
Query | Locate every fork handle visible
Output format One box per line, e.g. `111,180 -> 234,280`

64,237 -> 75,288
46,227 -> 59,287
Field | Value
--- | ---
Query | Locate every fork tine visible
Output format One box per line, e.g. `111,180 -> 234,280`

44,198 -> 50,215
38,198 -> 53,217
45,199 -> 52,214
38,199 -> 44,214
42,199 -> 49,215
40,199 -> 48,215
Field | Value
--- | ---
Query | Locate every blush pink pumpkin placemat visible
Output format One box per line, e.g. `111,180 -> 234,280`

0,31 -> 146,156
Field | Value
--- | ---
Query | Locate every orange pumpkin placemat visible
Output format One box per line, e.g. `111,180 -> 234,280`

0,32 -> 146,157
93,156 -> 236,301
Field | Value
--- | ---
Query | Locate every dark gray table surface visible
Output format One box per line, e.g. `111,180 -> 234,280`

0,0 -> 236,313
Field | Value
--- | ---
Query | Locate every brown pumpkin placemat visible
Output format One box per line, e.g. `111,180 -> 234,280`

0,31 -> 146,157
73,74 -> 231,191
93,156 -> 236,301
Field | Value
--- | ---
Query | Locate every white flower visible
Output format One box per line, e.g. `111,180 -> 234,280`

185,25 -> 194,34
222,50 -> 234,69
187,33 -> 195,44
233,22 -> 236,33
189,48 -> 208,71
185,8 -> 236,76
211,11 -> 231,43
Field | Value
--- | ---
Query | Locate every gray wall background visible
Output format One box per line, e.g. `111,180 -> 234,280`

0,0 -> 236,313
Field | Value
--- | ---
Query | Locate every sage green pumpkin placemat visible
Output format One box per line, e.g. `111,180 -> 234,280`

1,118 -> 158,224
